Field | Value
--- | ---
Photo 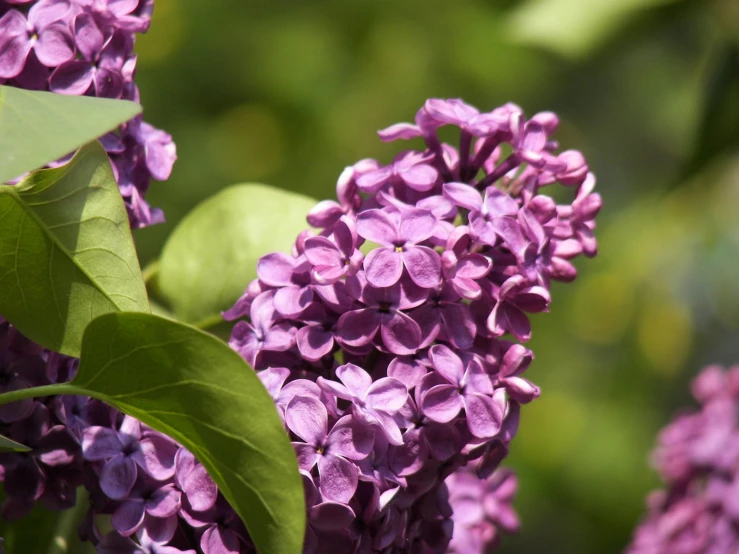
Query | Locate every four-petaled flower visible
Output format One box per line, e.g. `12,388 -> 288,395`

317,363 -> 407,445
421,345 -> 505,438
356,208 -> 441,289
286,395 -> 374,503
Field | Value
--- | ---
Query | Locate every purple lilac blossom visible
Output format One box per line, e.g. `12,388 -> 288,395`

626,364 -> 739,554
0,0 -> 175,228
220,98 -> 601,552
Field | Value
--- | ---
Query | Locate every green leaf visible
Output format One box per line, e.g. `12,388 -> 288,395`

0,434 -> 30,452
506,0 -> 684,59
682,43 -> 739,180
74,312 -> 305,554
0,142 -> 149,357
0,85 -> 140,184
157,184 -> 316,325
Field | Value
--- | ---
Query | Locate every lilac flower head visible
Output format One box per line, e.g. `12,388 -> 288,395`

223,97 -> 600,552
627,364 -> 739,554
0,0 -> 176,228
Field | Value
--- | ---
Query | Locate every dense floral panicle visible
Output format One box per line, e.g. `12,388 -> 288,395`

220,98 -> 600,552
0,0 -> 175,228
627,365 -> 739,554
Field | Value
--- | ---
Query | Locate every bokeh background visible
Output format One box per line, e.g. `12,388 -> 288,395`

130,0 -> 739,552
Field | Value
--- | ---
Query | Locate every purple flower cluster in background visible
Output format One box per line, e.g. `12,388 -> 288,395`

219,98 -> 601,553
627,364 -> 739,554
0,0 -> 175,227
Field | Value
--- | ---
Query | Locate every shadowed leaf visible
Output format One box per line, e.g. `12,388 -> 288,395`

74,312 -> 305,554
0,85 -> 140,184
0,142 -> 149,357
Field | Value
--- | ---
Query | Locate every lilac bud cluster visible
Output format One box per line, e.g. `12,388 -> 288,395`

627,365 -> 739,554
220,98 -> 601,552
0,0 -> 176,228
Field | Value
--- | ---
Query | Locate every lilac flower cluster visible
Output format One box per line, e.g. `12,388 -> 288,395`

0,318 -> 84,521
627,364 -> 739,554
0,0 -> 175,227
0,316 -> 245,554
220,98 -> 601,552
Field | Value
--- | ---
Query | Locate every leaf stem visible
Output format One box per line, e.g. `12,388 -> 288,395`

141,259 -> 160,285
192,313 -> 225,330
0,383 -> 84,406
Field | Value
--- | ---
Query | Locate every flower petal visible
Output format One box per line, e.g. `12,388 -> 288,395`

274,285 -> 313,318
428,344 -> 464,384
146,485 -> 181,518
111,499 -> 145,536
421,384 -> 463,423
364,248 -> 403,288
317,454 -> 358,504
443,182 -> 482,212
399,209 -> 437,244
401,246 -> 440,289
34,23 -> 75,67
100,454 -> 137,500
133,434 -> 177,481
304,236 -> 341,267
463,392 -> 503,438
309,501 -> 356,531
337,308 -> 380,348
0,34 -> 31,79
256,252 -> 295,287
326,415 -> 374,460
296,326 -> 334,362
367,377 -> 407,413
387,357 -> 428,389
398,164 -> 437,192
49,60 -> 94,95
356,209 -> 398,246
81,426 -> 123,460
380,311 -> 421,356
335,363 -> 372,399
285,396 -> 327,446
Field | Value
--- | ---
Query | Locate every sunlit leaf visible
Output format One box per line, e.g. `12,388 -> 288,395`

0,85 -> 140,184
157,183 -> 316,325
0,142 -> 149,357
506,0 -> 684,59
73,312 -> 305,554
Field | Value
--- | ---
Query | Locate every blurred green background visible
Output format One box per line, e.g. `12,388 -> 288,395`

131,0 -> 739,552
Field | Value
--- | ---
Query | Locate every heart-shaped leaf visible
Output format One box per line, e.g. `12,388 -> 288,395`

157,184 -> 316,326
0,142 -> 149,356
72,312 -> 305,554
0,85 -> 140,184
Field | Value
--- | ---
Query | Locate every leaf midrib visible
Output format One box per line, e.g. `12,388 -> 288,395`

0,181 -> 134,314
